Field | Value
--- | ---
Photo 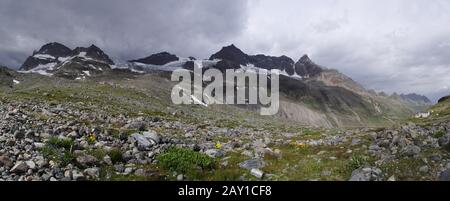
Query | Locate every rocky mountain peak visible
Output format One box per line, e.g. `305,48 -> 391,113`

73,45 -> 114,65
209,44 -> 250,65
19,42 -> 115,78
298,54 -> 313,64
294,54 -> 323,77
35,42 -> 73,57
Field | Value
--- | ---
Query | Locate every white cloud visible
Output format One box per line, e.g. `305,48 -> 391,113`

233,0 -> 450,101
1,0 -> 449,101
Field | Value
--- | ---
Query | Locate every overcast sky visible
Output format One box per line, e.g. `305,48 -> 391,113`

1,0 -> 449,101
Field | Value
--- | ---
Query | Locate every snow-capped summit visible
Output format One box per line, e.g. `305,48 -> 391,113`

19,42 -> 73,71
73,44 -> 114,65
19,42 -> 115,78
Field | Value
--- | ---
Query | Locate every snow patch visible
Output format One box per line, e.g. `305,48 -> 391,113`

57,56 -> 71,62
33,54 -> 55,60
78,52 -> 87,57
18,62 -> 57,76
190,95 -> 208,107
82,71 -> 91,76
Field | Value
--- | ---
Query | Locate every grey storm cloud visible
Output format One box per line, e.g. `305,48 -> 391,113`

1,0 -> 449,101
0,0 -> 249,67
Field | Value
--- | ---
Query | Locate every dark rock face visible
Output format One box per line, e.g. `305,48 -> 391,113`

209,44 -> 295,72
19,42 -> 115,71
438,95 -> 450,103
209,44 -> 251,66
249,55 -> 295,71
182,61 -> 195,71
20,57 -> 48,71
294,55 -> 323,77
36,42 -> 73,58
54,57 -> 112,79
73,45 -> 114,65
213,60 -> 242,71
129,52 -> 179,65
20,42 -> 73,71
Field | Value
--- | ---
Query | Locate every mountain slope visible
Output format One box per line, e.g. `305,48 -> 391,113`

0,65 -> 15,88
419,95 -> 450,124
206,45 -> 420,127
15,43 -> 429,127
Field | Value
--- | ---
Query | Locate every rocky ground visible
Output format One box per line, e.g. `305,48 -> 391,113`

0,73 -> 449,181
0,98 -> 449,181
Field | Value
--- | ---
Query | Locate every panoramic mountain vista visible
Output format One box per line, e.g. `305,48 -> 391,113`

1,40 -> 447,183
0,1 -> 449,189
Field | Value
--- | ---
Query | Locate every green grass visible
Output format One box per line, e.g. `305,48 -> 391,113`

433,131 -> 446,138
260,144 -> 355,181
347,154 -> 368,171
47,137 -> 75,150
156,147 -> 217,175
40,137 -> 76,166
108,148 -> 124,164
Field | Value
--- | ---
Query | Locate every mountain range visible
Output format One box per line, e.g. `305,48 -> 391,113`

3,42 -> 433,127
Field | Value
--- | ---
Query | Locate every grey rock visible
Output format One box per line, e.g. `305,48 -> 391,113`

241,150 -> 254,158
143,131 -> 161,144
401,145 -> 421,157
25,161 -> 36,170
250,168 -> 264,179
14,130 -> 25,139
123,121 -> 146,131
10,161 -> 28,173
76,154 -> 98,167
349,168 -> 370,181
438,136 -> 449,147
439,169 -> 450,181
177,174 -> 184,181
114,164 -> 125,172
124,167 -> 134,175
351,138 -> 361,146
368,144 -> 381,151
134,169 -> 146,177
103,155 -> 113,165
429,154 -> 442,162
84,167 -> 100,178
33,142 -> 45,149
205,149 -> 223,158
418,165 -> 428,173
41,174 -> 51,181
130,133 -> 152,150
239,159 -> 265,170
0,155 -> 13,168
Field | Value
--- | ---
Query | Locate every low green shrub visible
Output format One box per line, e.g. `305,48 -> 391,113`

156,147 -> 216,174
